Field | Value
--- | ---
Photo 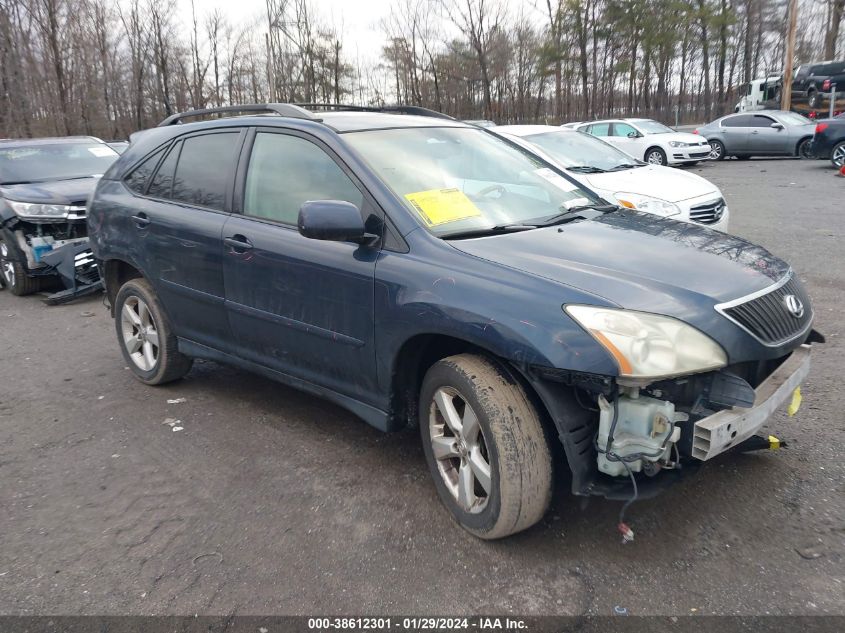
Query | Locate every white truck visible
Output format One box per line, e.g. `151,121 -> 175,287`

734,75 -> 781,112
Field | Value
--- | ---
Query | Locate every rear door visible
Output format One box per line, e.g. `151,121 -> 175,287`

122,130 -> 243,349
720,114 -> 755,152
222,128 -> 381,403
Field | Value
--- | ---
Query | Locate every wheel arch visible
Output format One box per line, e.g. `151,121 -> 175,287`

795,135 -> 813,156
644,145 -> 666,162
102,258 -> 145,314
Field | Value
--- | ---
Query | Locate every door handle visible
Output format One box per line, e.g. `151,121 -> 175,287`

224,235 -> 253,252
131,213 -> 150,228
751,130 -> 759,134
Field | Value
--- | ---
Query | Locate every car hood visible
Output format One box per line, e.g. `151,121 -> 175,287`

578,165 -> 718,203
0,177 -> 99,205
449,210 -> 789,323
653,132 -> 706,145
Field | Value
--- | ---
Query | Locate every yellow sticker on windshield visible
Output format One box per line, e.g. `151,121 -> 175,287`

405,188 -> 482,227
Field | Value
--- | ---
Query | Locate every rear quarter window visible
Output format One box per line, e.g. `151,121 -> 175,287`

124,148 -> 165,194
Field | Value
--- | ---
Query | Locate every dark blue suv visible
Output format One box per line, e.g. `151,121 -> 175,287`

88,104 -> 820,539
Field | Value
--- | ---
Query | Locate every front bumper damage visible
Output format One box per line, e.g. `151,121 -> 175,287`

38,241 -> 104,305
692,344 -> 810,461
527,339 -> 818,501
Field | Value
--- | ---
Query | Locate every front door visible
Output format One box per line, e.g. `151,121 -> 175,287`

747,114 -> 786,154
608,122 -> 648,160
222,129 -> 380,403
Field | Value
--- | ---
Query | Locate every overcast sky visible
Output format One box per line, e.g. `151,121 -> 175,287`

186,0 -> 395,64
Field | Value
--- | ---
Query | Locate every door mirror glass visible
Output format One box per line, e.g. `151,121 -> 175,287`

298,200 -> 366,242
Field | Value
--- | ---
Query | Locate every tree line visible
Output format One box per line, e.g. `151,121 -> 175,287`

1,0 -> 843,140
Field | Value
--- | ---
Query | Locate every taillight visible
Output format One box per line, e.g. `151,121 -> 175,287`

693,129 -> 699,134
822,79 -> 831,91
815,123 -> 829,134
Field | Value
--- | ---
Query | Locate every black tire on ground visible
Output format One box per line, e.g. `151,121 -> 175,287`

114,277 -> 193,385
709,139 -> 726,161
0,238 -> 42,296
644,147 -> 667,165
796,137 -> 813,159
831,141 -> 845,169
419,353 -> 553,539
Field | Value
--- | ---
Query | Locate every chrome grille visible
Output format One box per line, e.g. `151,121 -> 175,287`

689,198 -> 725,225
717,273 -> 813,346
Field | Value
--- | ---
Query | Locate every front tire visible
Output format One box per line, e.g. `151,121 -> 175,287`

0,239 -> 41,296
419,354 -> 553,539
807,89 -> 819,109
831,141 -> 845,169
644,147 -> 667,165
114,278 -> 192,385
709,140 -> 726,161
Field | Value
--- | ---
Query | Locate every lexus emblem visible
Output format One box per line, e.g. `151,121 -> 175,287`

784,294 -> 804,318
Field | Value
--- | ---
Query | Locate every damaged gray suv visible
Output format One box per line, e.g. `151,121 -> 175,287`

88,104 -> 822,539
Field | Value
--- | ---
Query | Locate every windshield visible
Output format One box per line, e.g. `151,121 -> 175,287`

0,142 -> 118,184
635,120 -> 674,134
524,130 -> 642,171
776,112 -> 812,126
344,127 -> 602,237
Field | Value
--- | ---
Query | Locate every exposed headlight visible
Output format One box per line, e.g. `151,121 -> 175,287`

7,201 -> 74,219
565,305 -> 727,379
613,193 -> 681,217
668,141 -> 691,147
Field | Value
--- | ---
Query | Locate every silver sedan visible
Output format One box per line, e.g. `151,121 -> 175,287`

696,110 -> 816,160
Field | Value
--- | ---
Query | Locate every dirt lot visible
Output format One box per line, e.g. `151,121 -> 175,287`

0,158 -> 843,617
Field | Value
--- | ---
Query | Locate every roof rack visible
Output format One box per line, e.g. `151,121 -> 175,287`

158,103 -> 319,127
296,103 -> 455,120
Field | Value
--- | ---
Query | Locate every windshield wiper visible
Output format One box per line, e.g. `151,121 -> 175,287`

534,203 -> 620,227
443,224 -> 538,240
607,163 -> 644,171
567,165 -> 607,173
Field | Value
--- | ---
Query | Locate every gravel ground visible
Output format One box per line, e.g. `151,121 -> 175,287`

0,158 -> 842,617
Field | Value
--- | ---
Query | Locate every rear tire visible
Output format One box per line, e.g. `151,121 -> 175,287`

709,140 -> 726,161
114,278 -> 192,385
419,354 -> 553,539
831,141 -> 845,169
807,89 -> 819,109
796,137 -> 813,159
0,239 -> 41,296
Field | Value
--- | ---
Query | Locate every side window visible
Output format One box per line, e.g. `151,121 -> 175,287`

243,132 -> 364,225
723,115 -> 753,127
171,132 -> 239,210
612,123 -> 638,137
588,123 -> 610,136
124,148 -> 164,194
147,142 -> 180,199
751,115 -> 775,127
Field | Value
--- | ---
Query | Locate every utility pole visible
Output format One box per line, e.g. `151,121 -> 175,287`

780,0 -> 798,111
265,32 -> 275,102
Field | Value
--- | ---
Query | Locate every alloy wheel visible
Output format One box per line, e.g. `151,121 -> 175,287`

646,150 -> 664,165
120,296 -> 160,371
833,145 -> 845,168
709,142 -> 723,160
429,386 -> 492,514
0,243 -> 15,288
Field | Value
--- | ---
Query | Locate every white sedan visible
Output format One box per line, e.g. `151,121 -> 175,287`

495,125 -> 729,231
574,118 -> 713,166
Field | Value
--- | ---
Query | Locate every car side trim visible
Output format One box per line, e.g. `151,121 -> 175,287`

224,299 -> 366,348
159,278 -> 225,306
177,338 -> 393,431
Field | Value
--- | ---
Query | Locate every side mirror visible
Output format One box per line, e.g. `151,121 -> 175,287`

771,122 -> 784,130
298,200 -> 369,243
627,131 -> 641,138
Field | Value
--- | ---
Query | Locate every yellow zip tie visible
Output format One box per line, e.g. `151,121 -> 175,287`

787,387 -> 802,417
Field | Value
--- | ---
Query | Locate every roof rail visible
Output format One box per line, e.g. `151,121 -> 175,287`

158,103 -> 319,127
296,103 -> 455,120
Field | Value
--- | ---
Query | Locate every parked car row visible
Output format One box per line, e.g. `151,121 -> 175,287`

2,104 -> 821,541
